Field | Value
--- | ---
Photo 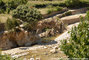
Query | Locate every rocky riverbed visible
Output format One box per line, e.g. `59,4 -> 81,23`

2,22 -> 79,60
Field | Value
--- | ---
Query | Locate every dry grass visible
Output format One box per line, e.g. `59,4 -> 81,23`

0,14 -> 12,23
28,1 -> 65,4
38,8 -> 49,14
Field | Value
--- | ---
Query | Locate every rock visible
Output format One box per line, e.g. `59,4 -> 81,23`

29,58 -> 34,60
36,58 -> 41,60
61,13 -> 86,24
4,31 -> 9,34
43,46 -> 47,49
0,31 -> 41,50
50,49 -> 57,54
53,46 -> 58,49
15,31 -> 41,46
44,52 -> 48,55
11,52 -> 29,58
58,48 -> 60,50
20,24 -> 24,27
0,38 -> 15,50
36,18 -> 64,37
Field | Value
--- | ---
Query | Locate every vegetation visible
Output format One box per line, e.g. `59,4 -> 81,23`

0,51 -> 14,60
0,0 -> 28,13
60,11 -> 89,58
47,6 -> 63,14
0,0 -> 89,59
65,0 -> 81,8
0,0 -> 6,13
62,11 -> 72,17
27,1 -> 65,8
65,0 -> 89,8
12,5 -> 42,23
5,18 -> 21,30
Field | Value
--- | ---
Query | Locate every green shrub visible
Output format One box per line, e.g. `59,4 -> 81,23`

87,7 -> 89,10
60,11 -> 89,58
5,18 -> 21,30
56,6 -> 63,11
27,1 -> 65,8
0,51 -> 14,60
62,11 -> 72,17
12,5 -> 42,23
5,0 -> 28,13
23,21 -> 38,31
47,5 -> 53,8
0,0 -> 6,13
47,9 -> 53,14
65,0 -> 81,8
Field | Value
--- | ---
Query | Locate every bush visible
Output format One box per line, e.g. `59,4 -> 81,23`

47,9 -> 53,14
0,0 -> 6,13
5,0 -> 28,13
87,7 -> 89,10
5,18 -> 21,30
62,11 -> 72,17
56,6 -> 63,11
0,51 -> 14,60
65,0 -> 81,8
23,21 -> 38,31
60,11 -> 89,58
12,5 -> 42,23
47,6 -> 63,14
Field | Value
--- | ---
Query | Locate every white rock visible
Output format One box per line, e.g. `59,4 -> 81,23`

50,49 -> 57,53
43,46 -> 47,49
20,24 -> 24,27
4,31 -> 9,33
53,46 -> 58,49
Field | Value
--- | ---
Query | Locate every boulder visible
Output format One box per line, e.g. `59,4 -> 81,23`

36,18 -> 65,37
0,34 -> 16,50
0,31 -> 41,50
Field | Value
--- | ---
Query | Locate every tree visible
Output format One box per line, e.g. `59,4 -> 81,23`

60,11 -> 89,58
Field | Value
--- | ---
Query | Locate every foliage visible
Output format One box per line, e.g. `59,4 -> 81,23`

47,6 -> 63,14
65,0 -> 81,8
0,0 -> 6,13
23,21 -> 38,31
27,1 -> 65,8
12,5 -> 42,23
60,11 -> 89,58
55,6 -> 63,11
5,18 -> 21,30
87,7 -> 89,10
0,51 -> 14,60
6,0 -> 27,9
47,9 -> 53,14
0,0 -> 28,13
62,11 -> 72,17
5,0 -> 28,13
